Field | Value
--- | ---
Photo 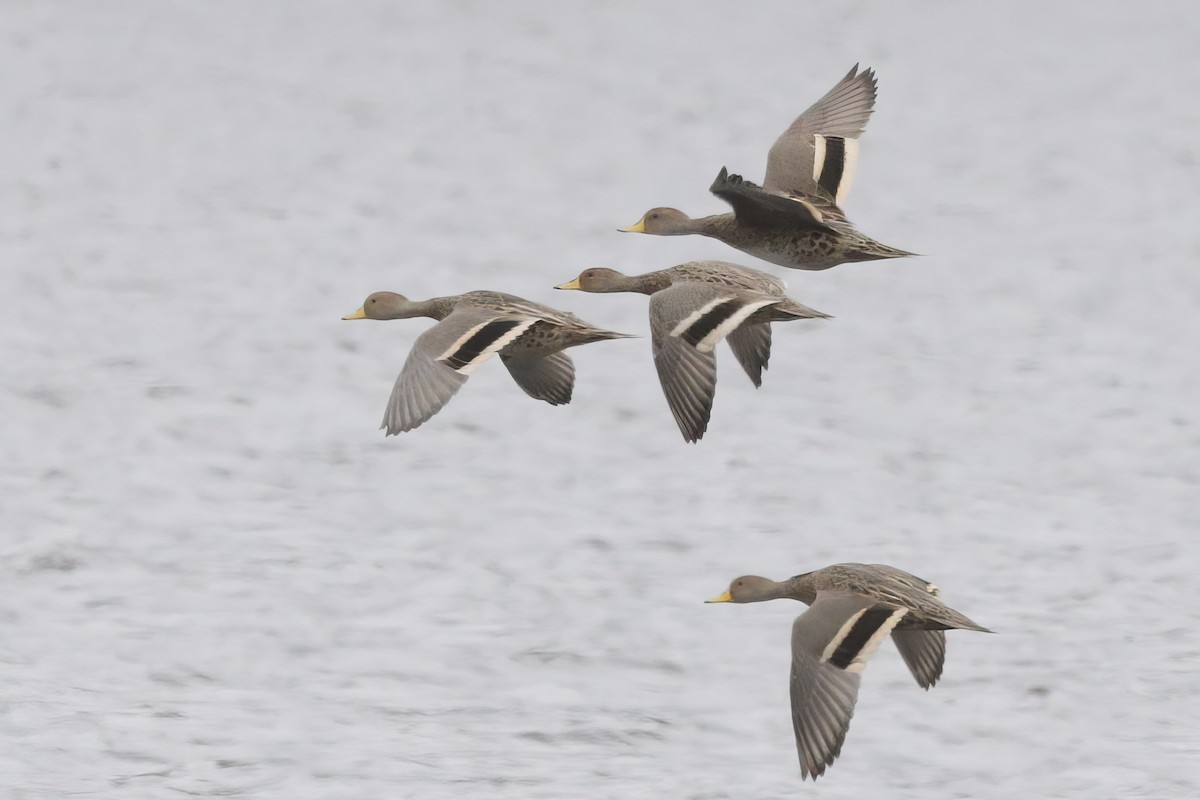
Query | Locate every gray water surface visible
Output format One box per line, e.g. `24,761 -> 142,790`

2,2 -> 1198,798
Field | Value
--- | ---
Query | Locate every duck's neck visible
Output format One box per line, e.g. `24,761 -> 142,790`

694,213 -> 738,239
392,297 -> 456,321
581,272 -> 673,295
781,573 -> 819,605
653,213 -> 725,236
625,271 -> 674,295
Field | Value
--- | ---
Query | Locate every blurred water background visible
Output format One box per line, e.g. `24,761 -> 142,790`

2,1 -> 1198,797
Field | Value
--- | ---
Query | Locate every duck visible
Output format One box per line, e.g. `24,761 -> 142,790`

342,291 -> 633,434
707,563 -> 992,780
555,260 -> 829,442
620,64 -> 912,270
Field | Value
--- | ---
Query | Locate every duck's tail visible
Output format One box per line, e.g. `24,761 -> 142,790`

776,298 -> 833,320
849,239 -> 918,262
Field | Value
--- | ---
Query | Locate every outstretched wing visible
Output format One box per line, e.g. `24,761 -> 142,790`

763,64 -> 877,206
790,591 -> 908,780
650,283 -> 779,442
380,309 -> 536,434
725,322 -> 772,388
891,630 -> 947,690
501,351 -> 576,405
649,287 -> 720,443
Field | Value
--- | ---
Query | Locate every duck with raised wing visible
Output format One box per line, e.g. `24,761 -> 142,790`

621,64 -> 912,270
556,260 -> 829,442
342,291 -> 633,435
707,563 -> 991,781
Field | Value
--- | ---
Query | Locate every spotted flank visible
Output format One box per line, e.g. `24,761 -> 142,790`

821,606 -> 908,672
811,134 -> 859,207
669,296 -> 779,353
437,318 -> 535,374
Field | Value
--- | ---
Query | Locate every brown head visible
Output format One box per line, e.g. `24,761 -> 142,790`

619,207 -> 696,236
554,268 -> 634,293
706,575 -> 787,604
341,291 -> 414,320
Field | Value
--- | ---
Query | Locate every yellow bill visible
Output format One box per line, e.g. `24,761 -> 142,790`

705,590 -> 732,603
555,277 -> 582,290
341,307 -> 366,320
617,218 -> 647,233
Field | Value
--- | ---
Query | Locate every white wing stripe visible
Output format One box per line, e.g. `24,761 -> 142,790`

812,134 -> 861,207
812,134 -> 827,184
668,297 -> 732,339
689,299 -> 778,353
822,608 -> 866,664
836,138 -> 860,207
436,318 -> 536,375
821,607 -> 908,673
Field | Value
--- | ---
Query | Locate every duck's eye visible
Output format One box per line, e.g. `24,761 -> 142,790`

370,298 -> 377,304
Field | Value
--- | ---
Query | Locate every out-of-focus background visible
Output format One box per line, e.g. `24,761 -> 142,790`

2,2 -> 1198,797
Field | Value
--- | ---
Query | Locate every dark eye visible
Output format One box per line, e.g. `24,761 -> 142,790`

370,298 -> 377,304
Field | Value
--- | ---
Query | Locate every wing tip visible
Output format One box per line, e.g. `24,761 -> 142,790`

709,165 -> 734,193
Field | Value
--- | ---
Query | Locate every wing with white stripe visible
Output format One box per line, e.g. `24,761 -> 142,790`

649,286 -> 720,443
651,284 -> 780,442
380,309 -> 535,435
763,64 -> 877,202
810,135 -> 860,207
790,591 -> 907,780
651,332 -> 717,444
665,291 -> 779,354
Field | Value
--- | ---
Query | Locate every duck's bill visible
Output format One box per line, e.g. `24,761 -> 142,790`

705,591 -> 733,603
617,219 -> 646,233
342,307 -> 367,320
554,278 -> 582,290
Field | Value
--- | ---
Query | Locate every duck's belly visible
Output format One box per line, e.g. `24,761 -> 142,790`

738,230 -> 846,271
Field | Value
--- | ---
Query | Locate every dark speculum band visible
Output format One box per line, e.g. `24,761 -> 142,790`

443,319 -> 523,371
818,136 -> 847,199
681,299 -> 741,347
828,607 -> 895,670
